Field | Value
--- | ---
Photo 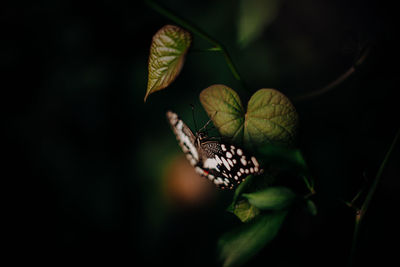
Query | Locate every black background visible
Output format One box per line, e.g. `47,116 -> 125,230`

4,0 -> 399,265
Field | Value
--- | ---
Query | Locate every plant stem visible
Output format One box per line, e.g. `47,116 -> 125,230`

349,128 -> 400,265
145,0 -> 245,86
302,175 -> 315,197
358,128 -> 399,219
294,46 -> 371,102
349,212 -> 361,266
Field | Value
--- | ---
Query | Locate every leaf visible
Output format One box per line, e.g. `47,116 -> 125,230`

145,25 -> 191,102
232,199 -> 260,223
238,0 -> 282,48
245,89 -> 298,145
200,85 -> 298,147
242,186 -> 296,210
306,199 -> 318,216
218,211 -> 287,267
227,175 -> 255,213
199,84 -> 245,143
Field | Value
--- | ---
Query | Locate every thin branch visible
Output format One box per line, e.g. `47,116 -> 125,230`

294,46 -> 371,102
349,128 -> 400,266
359,128 -> 400,219
145,0 -> 245,88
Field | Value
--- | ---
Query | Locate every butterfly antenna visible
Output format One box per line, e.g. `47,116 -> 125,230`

190,104 -> 199,132
198,111 -> 218,132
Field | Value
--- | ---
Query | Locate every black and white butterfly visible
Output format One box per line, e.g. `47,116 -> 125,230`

166,110 -> 263,189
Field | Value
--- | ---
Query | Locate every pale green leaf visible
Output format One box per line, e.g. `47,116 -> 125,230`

200,85 -> 298,147
245,89 -> 298,145
145,25 -> 191,102
199,84 -> 245,142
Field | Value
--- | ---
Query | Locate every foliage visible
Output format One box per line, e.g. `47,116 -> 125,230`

143,1 -> 398,266
144,20 -> 313,266
200,85 -> 298,147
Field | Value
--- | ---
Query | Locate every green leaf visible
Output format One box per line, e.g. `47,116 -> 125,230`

227,175 -> 255,213
145,25 -> 191,102
227,172 -> 276,220
238,0 -> 282,48
218,211 -> 287,267
200,85 -> 298,147
245,89 -> 298,146
242,186 -> 296,210
232,200 -> 260,223
306,199 -> 318,216
199,84 -> 245,143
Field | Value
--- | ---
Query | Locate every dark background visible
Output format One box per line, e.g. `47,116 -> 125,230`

4,0 -> 398,265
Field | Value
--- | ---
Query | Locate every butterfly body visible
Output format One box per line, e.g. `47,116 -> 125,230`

167,111 -> 263,189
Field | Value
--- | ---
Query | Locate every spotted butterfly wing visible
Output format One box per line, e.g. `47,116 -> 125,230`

166,110 -> 263,189
166,111 -> 199,166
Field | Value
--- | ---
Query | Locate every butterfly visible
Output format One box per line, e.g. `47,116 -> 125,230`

166,110 -> 263,189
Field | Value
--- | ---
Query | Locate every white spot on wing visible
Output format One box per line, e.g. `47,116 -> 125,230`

204,158 -> 218,170
251,156 -> 259,167
237,149 -> 243,156
221,144 -> 226,151
221,157 -> 231,171
215,155 -> 222,165
226,152 -> 232,158
227,159 -> 234,167
240,157 -> 247,166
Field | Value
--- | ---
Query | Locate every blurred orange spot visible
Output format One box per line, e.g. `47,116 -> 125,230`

164,155 -> 216,208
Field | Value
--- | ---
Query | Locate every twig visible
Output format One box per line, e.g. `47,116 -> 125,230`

294,46 -> 371,102
349,128 -> 400,266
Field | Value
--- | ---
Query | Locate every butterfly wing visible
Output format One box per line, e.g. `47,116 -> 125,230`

166,111 -> 199,166
197,141 -> 263,189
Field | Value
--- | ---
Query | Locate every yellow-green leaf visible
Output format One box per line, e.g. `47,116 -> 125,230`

200,85 -> 298,147
232,200 -> 260,223
199,84 -> 245,143
145,25 -> 191,102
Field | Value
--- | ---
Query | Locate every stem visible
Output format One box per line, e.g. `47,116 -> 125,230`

302,175 -> 315,197
349,128 -> 400,265
359,128 -> 399,219
294,46 -> 371,102
145,0 -> 244,86
349,213 -> 361,266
